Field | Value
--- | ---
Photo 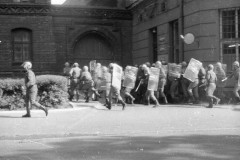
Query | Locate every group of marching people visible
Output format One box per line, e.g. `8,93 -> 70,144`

63,59 -> 240,110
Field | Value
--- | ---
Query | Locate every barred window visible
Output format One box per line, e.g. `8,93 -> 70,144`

220,8 -> 240,72
13,0 -> 35,3
222,10 -> 235,38
12,29 -> 32,64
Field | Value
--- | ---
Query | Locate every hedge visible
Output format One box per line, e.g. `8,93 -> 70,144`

0,75 -> 70,110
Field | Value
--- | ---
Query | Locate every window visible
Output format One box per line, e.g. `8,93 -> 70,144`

220,8 -> 240,72
13,0 -> 35,3
12,29 -> 32,64
169,20 -> 179,63
149,27 -> 158,63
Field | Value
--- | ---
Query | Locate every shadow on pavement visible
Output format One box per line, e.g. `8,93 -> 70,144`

0,115 -> 22,118
1,135 -> 240,160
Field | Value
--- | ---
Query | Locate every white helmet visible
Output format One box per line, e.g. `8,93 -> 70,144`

21,61 -> 32,69
83,66 -> 88,71
233,61 -> 239,67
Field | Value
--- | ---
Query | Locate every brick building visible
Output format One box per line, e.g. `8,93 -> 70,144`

0,0 -> 132,75
130,0 -> 240,72
0,0 -> 240,75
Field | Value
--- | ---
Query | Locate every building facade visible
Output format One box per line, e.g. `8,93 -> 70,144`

0,0 -> 132,75
130,0 -> 240,72
0,0 -> 240,75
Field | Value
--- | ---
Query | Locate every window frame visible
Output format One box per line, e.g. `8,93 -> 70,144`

13,0 -> 35,3
11,28 -> 33,66
220,8 -> 240,72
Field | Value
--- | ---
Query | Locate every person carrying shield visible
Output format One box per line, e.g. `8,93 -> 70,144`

179,61 -> 190,103
122,66 -> 136,104
155,61 -> 168,104
79,66 -> 101,103
100,66 -> 112,107
142,64 -> 160,107
187,65 -> 206,104
106,63 -> 126,110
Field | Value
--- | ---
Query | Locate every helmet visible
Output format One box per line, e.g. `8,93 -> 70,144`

102,66 -> 108,72
65,62 -> 70,66
181,61 -> 187,67
83,66 -> 88,71
208,64 -> 214,70
155,61 -> 162,68
21,61 -> 32,69
73,62 -> 79,67
233,61 -> 239,67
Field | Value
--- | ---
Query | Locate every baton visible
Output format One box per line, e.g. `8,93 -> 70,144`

221,77 -> 228,82
135,79 -> 143,92
199,83 -> 206,88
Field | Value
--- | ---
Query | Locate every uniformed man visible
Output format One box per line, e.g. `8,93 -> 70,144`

142,64 -> 160,107
107,63 -> 126,110
79,66 -> 100,103
122,66 -> 136,104
187,66 -> 206,104
155,61 -> 168,104
215,62 -> 227,104
69,62 -> 81,101
63,62 -> 71,93
63,62 -> 71,77
206,64 -> 220,108
21,61 -> 48,118
179,61 -> 190,103
134,65 -> 148,104
227,61 -> 240,103
100,66 -> 112,107
167,63 -> 180,103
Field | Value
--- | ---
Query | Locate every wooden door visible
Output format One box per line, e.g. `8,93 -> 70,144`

73,33 -> 114,67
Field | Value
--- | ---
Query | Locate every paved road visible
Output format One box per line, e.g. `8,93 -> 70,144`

0,101 -> 240,160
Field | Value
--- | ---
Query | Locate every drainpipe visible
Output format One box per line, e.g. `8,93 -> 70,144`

179,0 -> 184,61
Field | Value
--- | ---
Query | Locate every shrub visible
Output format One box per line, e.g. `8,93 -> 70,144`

0,75 -> 69,110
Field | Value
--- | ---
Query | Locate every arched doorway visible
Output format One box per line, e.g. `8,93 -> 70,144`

73,32 -> 114,66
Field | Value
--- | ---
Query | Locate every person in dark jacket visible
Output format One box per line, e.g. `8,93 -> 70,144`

21,61 -> 48,118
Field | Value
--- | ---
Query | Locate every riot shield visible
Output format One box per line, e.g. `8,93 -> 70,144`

183,58 -> 202,82
112,64 -> 123,90
122,66 -> 138,89
147,67 -> 160,91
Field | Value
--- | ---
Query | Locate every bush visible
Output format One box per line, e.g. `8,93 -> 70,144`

0,75 -> 70,110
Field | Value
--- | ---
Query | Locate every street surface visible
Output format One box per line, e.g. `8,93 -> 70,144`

0,101 -> 240,160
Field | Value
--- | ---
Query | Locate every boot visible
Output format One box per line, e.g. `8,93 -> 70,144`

22,113 -> 31,118
130,96 -> 135,104
69,95 -> 73,101
39,105 -> 48,116
145,99 -> 150,105
153,100 -> 160,108
104,98 -> 109,106
188,96 -> 195,104
214,98 -> 220,105
206,99 -> 213,108
85,96 -> 89,103
163,97 -> 168,104
119,99 -> 126,110
106,100 -> 112,110
194,98 -> 200,104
